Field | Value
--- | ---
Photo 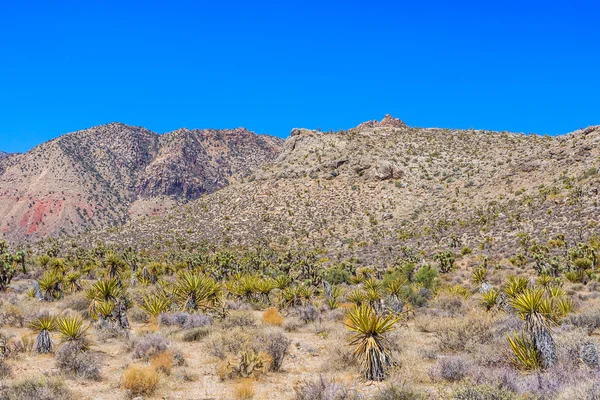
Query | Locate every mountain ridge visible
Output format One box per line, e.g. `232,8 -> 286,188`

71,116 -> 600,265
0,122 -> 283,243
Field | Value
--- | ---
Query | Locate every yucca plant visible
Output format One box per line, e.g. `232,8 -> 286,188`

364,277 -> 383,293
536,274 -> 553,289
139,293 -> 171,320
510,288 -> 558,369
28,313 -> 56,353
481,288 -> 500,311
104,252 -> 126,279
282,285 -> 302,307
174,271 -> 222,312
87,278 -> 128,329
444,284 -> 471,300
95,300 -> 116,320
38,271 -> 63,301
274,275 -> 291,290
384,277 -> 407,300
504,276 -> 529,299
507,331 -> 542,370
56,315 -> 91,350
346,304 -> 397,381
326,285 -> 344,310
471,266 -> 488,286
64,272 -> 82,293
348,288 -> 367,306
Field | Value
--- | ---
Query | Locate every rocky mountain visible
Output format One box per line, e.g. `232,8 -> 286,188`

0,123 -> 282,243
88,116 -> 600,265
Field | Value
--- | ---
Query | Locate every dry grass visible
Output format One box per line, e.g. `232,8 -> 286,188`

151,351 -> 174,375
233,378 -> 256,399
121,364 -> 160,396
262,307 -> 283,326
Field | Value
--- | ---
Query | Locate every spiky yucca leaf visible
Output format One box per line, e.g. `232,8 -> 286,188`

384,278 -> 407,298
87,278 -> 123,302
139,293 -> 171,317
364,277 -> 383,292
56,315 -> 91,350
95,300 -> 116,319
504,276 -> 529,299
507,331 -> 542,370
274,275 -> 291,290
472,267 -> 488,285
174,271 -> 222,312
481,288 -> 500,311
38,271 -> 63,300
28,313 -> 57,332
346,304 -> 398,381
444,284 -> 471,299
348,289 -> 366,305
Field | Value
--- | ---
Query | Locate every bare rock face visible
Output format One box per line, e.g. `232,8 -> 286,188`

356,114 -> 408,129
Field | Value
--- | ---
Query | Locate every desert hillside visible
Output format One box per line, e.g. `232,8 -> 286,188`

0,123 -> 282,244
86,116 -> 600,265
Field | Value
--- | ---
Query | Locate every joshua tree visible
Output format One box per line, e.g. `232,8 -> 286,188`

29,313 -> 56,353
346,304 -> 397,381
15,250 -> 26,274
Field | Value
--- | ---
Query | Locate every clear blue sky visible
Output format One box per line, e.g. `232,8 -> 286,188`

1,1 -> 598,153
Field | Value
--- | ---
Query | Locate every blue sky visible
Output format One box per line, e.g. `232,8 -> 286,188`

0,1 -> 598,153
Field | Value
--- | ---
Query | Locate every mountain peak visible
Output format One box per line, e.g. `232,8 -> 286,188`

356,114 -> 407,129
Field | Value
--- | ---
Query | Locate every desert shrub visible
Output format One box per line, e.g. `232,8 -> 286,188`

429,356 -> 470,382
0,358 -> 12,379
263,307 -> 283,326
62,294 -> 89,313
182,327 -> 211,342
567,309 -> 600,335
283,317 -> 303,332
55,342 -> 101,380
322,267 -> 351,285
121,365 -> 159,396
131,333 -> 170,360
222,312 -> 256,329
233,378 -> 255,399
453,384 -> 516,400
0,304 -> 26,327
414,264 -> 439,289
434,314 -> 495,353
323,341 -> 357,372
294,305 -> 319,323
206,328 -> 255,359
429,294 -> 467,317
373,383 -> 424,400
263,329 -> 291,371
129,306 -> 149,323
150,351 -> 173,375
159,312 -> 212,329
294,376 -> 358,400
226,350 -> 269,379
7,376 -> 72,400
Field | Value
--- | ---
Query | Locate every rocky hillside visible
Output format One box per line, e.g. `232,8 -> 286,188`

89,116 -> 600,265
0,123 -> 282,243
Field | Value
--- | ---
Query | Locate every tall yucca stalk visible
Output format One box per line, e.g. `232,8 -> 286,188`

28,313 -> 56,353
510,288 -> 557,369
345,304 -> 397,381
